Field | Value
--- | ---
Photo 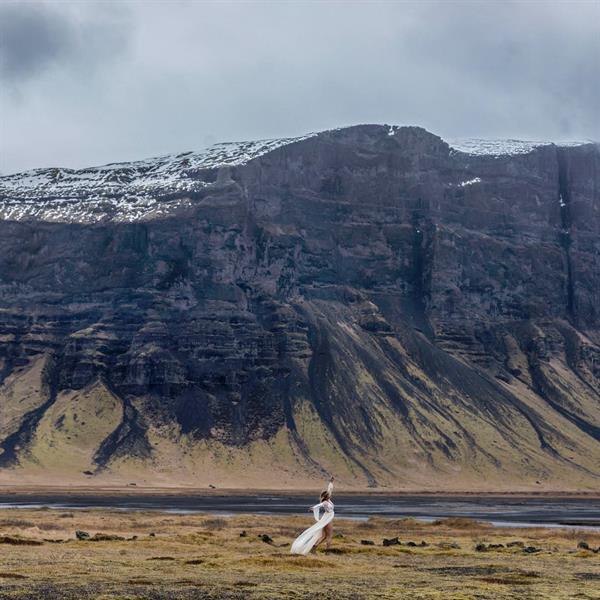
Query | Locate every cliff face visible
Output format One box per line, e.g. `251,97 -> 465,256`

0,125 -> 599,490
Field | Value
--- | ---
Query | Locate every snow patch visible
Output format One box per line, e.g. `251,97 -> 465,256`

460,177 -> 482,187
448,138 -> 591,156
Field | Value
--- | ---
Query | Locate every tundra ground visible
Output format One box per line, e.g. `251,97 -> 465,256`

0,508 -> 598,599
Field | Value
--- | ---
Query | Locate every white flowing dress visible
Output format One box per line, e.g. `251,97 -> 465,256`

290,481 -> 334,555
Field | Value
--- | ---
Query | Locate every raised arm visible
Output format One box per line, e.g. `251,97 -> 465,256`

327,476 -> 334,497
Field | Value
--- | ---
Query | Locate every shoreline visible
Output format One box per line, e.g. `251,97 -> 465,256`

0,484 -> 599,498
1,486 -> 599,530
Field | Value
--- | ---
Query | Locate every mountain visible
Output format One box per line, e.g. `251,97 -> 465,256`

0,125 -> 599,491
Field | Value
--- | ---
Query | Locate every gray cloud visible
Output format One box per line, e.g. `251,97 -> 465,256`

0,2 -> 130,84
0,0 -> 598,175
0,3 -> 73,81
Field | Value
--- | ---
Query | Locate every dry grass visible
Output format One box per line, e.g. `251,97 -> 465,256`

0,508 -> 598,599
431,517 -> 491,529
202,517 -> 227,530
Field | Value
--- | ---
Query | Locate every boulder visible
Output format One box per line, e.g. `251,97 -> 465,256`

382,537 -> 401,546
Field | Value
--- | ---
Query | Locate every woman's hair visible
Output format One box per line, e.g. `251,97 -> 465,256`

320,490 -> 330,502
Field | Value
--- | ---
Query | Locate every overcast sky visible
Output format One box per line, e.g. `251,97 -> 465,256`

1,0 -> 599,174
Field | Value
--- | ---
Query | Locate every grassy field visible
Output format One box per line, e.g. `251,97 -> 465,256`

0,508 -> 598,599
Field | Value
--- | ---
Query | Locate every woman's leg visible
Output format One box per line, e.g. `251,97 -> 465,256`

324,523 -> 333,549
311,530 -> 326,552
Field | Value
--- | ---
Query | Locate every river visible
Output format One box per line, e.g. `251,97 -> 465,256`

1,492 -> 599,529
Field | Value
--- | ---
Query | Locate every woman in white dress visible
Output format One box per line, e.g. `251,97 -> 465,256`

290,476 -> 335,555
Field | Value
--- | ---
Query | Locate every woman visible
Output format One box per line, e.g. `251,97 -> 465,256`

290,476 -> 334,555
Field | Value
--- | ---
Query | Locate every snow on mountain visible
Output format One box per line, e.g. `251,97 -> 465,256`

0,134 -> 316,224
459,177 -> 482,187
447,138 -> 591,156
1,126 -> 595,225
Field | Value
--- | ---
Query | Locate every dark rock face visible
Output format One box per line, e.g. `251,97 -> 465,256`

0,125 -> 598,488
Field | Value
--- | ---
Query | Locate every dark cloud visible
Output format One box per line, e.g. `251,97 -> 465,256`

0,1 -> 598,175
0,2 -> 130,83
0,3 -> 71,81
